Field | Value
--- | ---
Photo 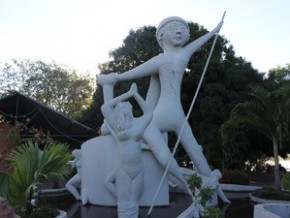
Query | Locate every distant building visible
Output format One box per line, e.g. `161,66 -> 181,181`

0,92 -> 97,149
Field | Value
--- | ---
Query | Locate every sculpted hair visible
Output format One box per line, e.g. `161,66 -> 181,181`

113,102 -> 133,131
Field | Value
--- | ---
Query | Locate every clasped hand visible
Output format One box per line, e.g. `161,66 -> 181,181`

129,83 -> 138,95
97,73 -> 118,85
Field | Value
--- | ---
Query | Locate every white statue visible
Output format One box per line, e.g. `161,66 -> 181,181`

98,16 -> 229,203
101,83 -> 152,218
66,149 -> 81,200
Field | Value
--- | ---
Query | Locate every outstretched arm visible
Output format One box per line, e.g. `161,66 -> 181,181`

98,55 -> 161,86
184,19 -> 223,58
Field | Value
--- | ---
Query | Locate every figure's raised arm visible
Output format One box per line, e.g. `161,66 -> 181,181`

131,84 -> 153,134
101,83 -> 135,119
184,19 -> 224,58
132,84 -> 151,115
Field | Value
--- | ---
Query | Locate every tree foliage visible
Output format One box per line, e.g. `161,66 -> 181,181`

0,60 -> 27,95
180,23 -> 264,167
0,59 -> 94,119
221,84 -> 290,191
81,26 -> 159,128
83,22 -> 264,168
264,64 -> 290,90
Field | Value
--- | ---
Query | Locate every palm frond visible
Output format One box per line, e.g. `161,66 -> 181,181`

0,172 -> 11,199
2,141 -> 72,211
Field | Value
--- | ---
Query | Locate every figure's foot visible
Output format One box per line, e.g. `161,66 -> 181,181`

81,192 -> 88,205
168,179 -> 189,194
217,186 -> 231,204
222,198 -> 231,204
168,180 -> 178,188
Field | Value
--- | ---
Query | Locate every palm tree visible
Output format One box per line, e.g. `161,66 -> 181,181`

221,85 -> 290,192
0,142 -> 72,214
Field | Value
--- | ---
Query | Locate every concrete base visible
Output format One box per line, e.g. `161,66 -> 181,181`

250,193 -> 290,204
56,210 -> 67,218
254,203 -> 290,218
220,184 -> 261,199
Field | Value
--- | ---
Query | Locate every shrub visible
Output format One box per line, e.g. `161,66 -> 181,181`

220,170 -> 250,185
187,173 -> 224,218
281,172 -> 290,191
252,187 -> 290,201
0,142 -> 72,215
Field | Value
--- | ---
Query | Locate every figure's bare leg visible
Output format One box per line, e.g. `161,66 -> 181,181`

177,122 -> 231,203
116,168 -> 132,202
143,125 -> 188,189
66,175 -> 81,200
104,171 -> 117,197
176,122 -> 211,176
131,171 -> 144,202
116,169 -> 139,218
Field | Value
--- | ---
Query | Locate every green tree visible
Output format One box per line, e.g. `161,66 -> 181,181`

98,25 -> 160,99
0,59 -> 95,119
264,64 -> 290,92
0,142 -> 72,214
221,85 -> 290,192
0,60 -> 27,95
81,26 -> 159,128
84,22 -> 264,167
220,64 -> 290,171
183,40 -> 263,167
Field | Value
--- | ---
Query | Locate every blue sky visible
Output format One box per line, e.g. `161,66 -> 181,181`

0,0 -> 289,75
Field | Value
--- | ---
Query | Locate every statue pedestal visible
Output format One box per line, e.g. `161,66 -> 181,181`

81,135 -> 169,206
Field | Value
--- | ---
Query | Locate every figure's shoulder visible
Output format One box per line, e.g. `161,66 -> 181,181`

157,52 -> 164,57
150,53 -> 164,60
142,53 -> 166,68
151,53 -> 167,64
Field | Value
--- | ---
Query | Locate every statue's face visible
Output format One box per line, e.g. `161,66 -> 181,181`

162,21 -> 189,47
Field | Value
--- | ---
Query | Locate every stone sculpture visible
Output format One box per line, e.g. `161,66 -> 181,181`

100,83 -> 152,218
76,15 -> 230,218
66,149 -> 81,200
98,16 -> 228,202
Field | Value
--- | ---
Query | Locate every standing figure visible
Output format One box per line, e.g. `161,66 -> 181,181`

98,16 -> 224,193
66,149 -> 81,200
101,83 -> 152,218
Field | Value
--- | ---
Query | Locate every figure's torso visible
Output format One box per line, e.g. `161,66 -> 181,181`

158,52 -> 188,99
152,52 -> 189,130
117,139 -> 143,180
